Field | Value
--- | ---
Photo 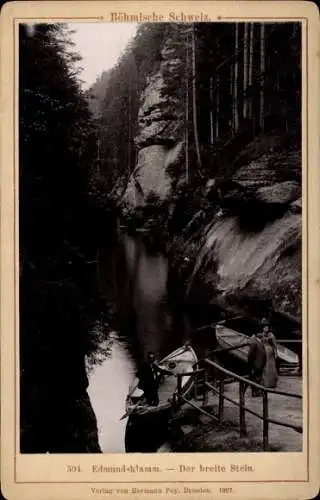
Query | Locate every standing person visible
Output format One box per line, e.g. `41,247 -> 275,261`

136,351 -> 163,406
261,318 -> 277,357
248,332 -> 267,397
261,319 -> 278,388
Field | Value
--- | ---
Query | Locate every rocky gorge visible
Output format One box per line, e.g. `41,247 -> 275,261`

119,23 -> 302,329
18,20 -> 302,457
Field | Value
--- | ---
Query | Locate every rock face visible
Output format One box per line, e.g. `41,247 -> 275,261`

122,29 -> 188,209
174,134 -> 302,322
187,211 -> 301,320
121,26 -> 302,323
123,143 -> 184,208
255,181 -> 301,204
135,73 -> 182,149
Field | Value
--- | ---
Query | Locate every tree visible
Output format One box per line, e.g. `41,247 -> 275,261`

233,23 -> 239,134
19,23 -> 101,453
89,23 -> 167,195
90,21 -> 301,201
185,27 -> 190,183
191,24 -> 202,170
243,23 -> 249,120
259,23 -> 266,132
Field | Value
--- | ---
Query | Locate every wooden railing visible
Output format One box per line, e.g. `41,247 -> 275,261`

174,358 -> 302,451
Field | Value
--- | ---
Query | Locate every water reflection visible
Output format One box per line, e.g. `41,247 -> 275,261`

87,332 -> 136,452
86,233 -> 190,452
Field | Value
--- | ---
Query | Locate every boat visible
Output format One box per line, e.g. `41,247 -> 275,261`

215,324 -> 300,370
122,344 -> 198,419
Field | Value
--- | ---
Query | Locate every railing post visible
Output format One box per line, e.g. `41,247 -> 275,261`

263,391 -> 269,451
177,374 -> 182,405
203,369 -> 209,406
239,380 -> 247,437
194,370 -> 198,400
218,378 -> 225,422
212,355 -> 218,384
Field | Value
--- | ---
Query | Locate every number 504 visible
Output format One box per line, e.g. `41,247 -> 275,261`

67,465 -> 82,472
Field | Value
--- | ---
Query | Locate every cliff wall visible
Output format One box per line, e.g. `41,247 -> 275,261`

121,24 -> 302,324
122,28 -> 188,210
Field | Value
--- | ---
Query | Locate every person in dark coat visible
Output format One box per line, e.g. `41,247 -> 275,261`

136,351 -> 163,406
248,333 -> 267,396
261,320 -> 279,385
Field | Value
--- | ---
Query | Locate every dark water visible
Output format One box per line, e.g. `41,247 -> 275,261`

85,231 -> 301,453
86,232 -> 194,453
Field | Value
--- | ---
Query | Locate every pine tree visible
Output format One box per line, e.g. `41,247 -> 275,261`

233,23 -> 239,133
20,23 -> 100,453
259,23 -> 265,131
191,24 -> 202,170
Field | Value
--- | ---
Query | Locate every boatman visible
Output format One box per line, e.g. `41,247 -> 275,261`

136,351 -> 163,406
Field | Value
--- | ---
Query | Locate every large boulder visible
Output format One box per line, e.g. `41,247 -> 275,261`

122,141 -> 185,209
186,211 -> 301,320
122,145 -> 170,208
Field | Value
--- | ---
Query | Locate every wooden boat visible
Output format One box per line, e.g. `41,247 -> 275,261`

123,344 -> 198,418
215,324 -> 299,369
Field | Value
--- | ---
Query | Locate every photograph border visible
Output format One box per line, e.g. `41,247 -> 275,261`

1,2 -> 319,499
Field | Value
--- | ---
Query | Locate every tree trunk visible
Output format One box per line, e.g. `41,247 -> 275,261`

259,24 -> 265,131
230,61 -> 233,134
243,23 -> 248,119
209,76 -> 214,144
185,29 -> 189,183
233,23 -> 239,133
128,79 -> 132,176
248,23 -> 254,119
215,40 -> 220,139
191,24 -> 202,170
97,137 -> 101,177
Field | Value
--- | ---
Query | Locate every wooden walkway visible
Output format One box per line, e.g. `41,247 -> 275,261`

173,357 -> 302,451
203,376 -> 302,451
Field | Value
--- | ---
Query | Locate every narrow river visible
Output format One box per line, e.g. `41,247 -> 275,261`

85,227 -> 301,453
86,232 -> 192,453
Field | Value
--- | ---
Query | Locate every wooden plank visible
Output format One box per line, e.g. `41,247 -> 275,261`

203,370 -> 209,405
178,368 -> 205,377
205,381 -> 302,433
180,396 -> 219,421
211,342 -> 252,354
239,380 -> 247,437
218,379 -> 225,422
204,359 -> 302,399
177,374 -> 182,405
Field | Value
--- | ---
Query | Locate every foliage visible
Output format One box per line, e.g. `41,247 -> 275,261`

88,23 -> 168,191
85,70 -> 111,117
88,22 -> 300,210
19,23 -> 101,452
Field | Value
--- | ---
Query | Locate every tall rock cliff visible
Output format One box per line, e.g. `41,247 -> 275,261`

122,26 -> 190,209
120,23 -> 301,324
171,132 -> 302,322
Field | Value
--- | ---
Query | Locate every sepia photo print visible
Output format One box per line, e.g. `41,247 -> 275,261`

19,20 -> 303,458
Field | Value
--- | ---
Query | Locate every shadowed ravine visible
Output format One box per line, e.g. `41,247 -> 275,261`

86,233 -> 192,452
